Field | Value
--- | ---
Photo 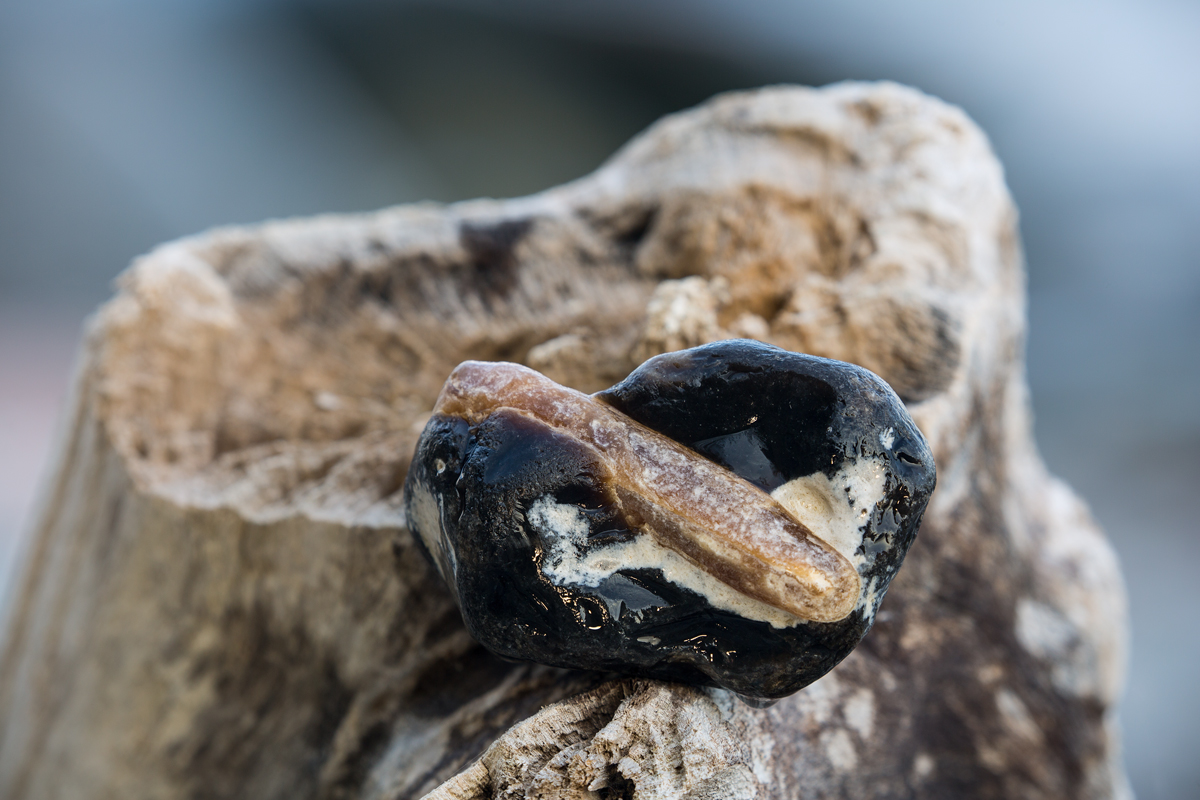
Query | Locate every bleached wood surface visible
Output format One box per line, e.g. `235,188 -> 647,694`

0,83 -> 1129,799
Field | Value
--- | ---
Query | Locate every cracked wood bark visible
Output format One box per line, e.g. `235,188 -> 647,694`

0,83 -> 1130,799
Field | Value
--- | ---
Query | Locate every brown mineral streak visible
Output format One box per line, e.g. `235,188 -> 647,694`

435,360 -> 861,622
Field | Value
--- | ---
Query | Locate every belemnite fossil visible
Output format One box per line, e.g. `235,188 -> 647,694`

403,340 -> 936,701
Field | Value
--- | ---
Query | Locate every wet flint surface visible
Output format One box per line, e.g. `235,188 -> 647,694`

404,341 -> 936,699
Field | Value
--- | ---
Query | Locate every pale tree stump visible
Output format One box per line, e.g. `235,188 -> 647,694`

0,83 -> 1129,799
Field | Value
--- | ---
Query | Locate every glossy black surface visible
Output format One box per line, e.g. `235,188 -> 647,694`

599,341 -> 930,492
404,341 -> 936,699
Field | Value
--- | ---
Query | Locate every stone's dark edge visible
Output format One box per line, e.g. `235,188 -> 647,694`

403,342 -> 936,699
403,415 -> 472,592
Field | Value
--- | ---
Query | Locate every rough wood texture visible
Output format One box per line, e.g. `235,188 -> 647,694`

0,83 -> 1129,799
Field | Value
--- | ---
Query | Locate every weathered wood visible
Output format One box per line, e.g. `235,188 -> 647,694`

0,83 -> 1129,799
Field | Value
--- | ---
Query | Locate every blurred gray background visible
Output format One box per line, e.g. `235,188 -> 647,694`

1,0 -> 1196,796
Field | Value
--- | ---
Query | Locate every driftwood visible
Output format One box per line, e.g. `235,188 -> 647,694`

0,83 -> 1129,799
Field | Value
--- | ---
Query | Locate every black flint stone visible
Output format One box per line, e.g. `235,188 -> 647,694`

404,340 -> 936,700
